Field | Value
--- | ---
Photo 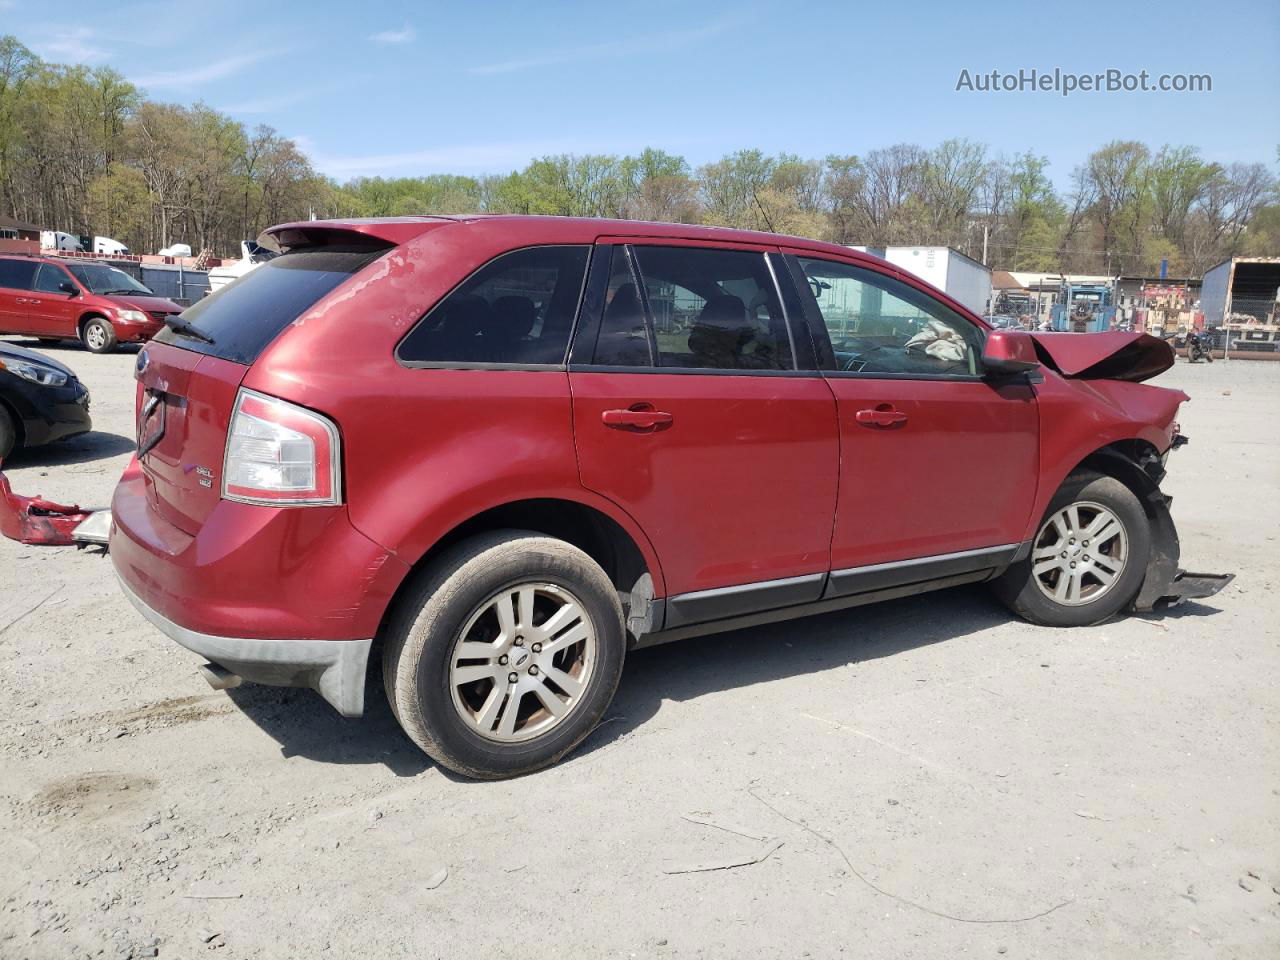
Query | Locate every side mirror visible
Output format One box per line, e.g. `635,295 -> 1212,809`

59,280 -> 79,296
982,329 -> 1040,376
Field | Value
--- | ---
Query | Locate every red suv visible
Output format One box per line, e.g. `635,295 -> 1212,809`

109,216 -> 1224,779
0,255 -> 181,353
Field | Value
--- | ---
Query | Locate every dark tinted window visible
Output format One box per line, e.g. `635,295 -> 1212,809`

594,246 -> 794,371
398,246 -> 589,366
593,246 -> 652,366
0,258 -> 37,291
156,246 -> 387,364
34,264 -> 73,294
797,257 -> 981,376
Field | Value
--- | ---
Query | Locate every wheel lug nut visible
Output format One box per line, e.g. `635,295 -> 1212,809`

513,637 -> 524,646
498,655 -> 508,665
508,672 -> 518,684
1069,561 -> 1077,568
531,642 -> 542,653
1060,552 -> 1068,559
1082,540 -> 1089,547
529,665 -> 540,676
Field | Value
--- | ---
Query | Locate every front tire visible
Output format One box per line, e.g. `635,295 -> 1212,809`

81,317 -> 117,354
382,531 -> 626,779
0,405 -> 17,460
992,471 -> 1150,627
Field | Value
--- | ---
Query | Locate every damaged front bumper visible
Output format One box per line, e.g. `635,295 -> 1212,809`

117,575 -> 372,717
1130,488 -> 1234,611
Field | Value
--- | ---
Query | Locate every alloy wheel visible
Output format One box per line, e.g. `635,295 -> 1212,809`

86,324 -> 106,350
1031,501 -> 1129,606
448,583 -> 597,743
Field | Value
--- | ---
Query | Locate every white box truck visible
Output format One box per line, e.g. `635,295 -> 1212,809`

848,245 -> 993,316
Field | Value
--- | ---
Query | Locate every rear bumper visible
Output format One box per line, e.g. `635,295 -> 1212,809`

109,457 -> 410,641
117,574 -> 371,716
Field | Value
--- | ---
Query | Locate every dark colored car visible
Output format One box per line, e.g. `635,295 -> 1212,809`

0,340 -> 91,459
110,215 -> 1224,779
0,255 -> 182,354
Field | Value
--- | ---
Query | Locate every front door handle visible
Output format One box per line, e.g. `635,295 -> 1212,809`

855,407 -> 908,427
602,406 -> 674,430
26,298 -> 40,305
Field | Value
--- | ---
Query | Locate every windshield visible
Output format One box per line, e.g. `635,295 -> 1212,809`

67,263 -> 152,295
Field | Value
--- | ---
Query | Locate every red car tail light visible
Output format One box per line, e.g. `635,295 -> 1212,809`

222,389 -> 341,506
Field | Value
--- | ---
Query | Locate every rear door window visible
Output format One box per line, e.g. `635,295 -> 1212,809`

156,246 -> 388,364
0,259 -> 37,291
592,245 -> 795,371
397,245 -> 590,367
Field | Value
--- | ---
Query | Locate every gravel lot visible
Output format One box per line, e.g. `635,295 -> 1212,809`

2,339 -> 1277,960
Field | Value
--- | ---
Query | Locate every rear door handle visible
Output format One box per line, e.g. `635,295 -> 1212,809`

855,407 -> 908,427
602,406 -> 674,430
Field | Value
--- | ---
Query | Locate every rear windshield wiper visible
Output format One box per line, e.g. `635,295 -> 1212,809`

161,314 -> 216,345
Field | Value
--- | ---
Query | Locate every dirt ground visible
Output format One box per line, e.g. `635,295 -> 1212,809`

1,340 -> 1277,960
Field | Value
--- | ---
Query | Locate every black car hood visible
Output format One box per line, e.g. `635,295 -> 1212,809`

0,342 -> 77,379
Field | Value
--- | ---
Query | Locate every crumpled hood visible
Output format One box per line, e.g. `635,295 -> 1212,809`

1028,331 -> 1174,383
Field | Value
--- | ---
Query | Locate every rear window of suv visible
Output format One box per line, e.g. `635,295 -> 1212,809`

156,245 -> 388,364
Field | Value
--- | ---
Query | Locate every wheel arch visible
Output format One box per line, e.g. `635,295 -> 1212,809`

77,311 -> 112,338
376,496 -> 663,644
1059,438 -> 1180,612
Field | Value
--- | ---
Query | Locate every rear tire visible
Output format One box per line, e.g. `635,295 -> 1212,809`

81,317 -> 116,354
382,531 -> 626,779
992,471 -> 1150,627
0,406 -> 17,461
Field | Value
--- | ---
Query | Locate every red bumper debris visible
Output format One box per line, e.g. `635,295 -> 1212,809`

0,465 -> 96,546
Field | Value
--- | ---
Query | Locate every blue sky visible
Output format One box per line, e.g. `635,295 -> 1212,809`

6,0 -> 1278,184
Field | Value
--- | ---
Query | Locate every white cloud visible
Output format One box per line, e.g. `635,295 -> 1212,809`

32,27 -> 109,64
468,17 -> 742,76
131,50 -> 280,90
370,24 -> 416,44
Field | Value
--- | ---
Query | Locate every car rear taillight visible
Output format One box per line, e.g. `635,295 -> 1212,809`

222,389 -> 341,506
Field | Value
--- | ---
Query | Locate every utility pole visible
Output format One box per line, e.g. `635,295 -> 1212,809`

982,223 -> 989,266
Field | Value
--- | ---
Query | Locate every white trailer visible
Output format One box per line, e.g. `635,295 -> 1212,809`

848,245 -> 992,316
1199,257 -> 1280,356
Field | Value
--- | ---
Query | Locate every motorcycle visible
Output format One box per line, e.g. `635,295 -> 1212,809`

1186,329 -> 1214,363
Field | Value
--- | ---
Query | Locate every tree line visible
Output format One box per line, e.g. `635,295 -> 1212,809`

2,35 -> 1276,275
